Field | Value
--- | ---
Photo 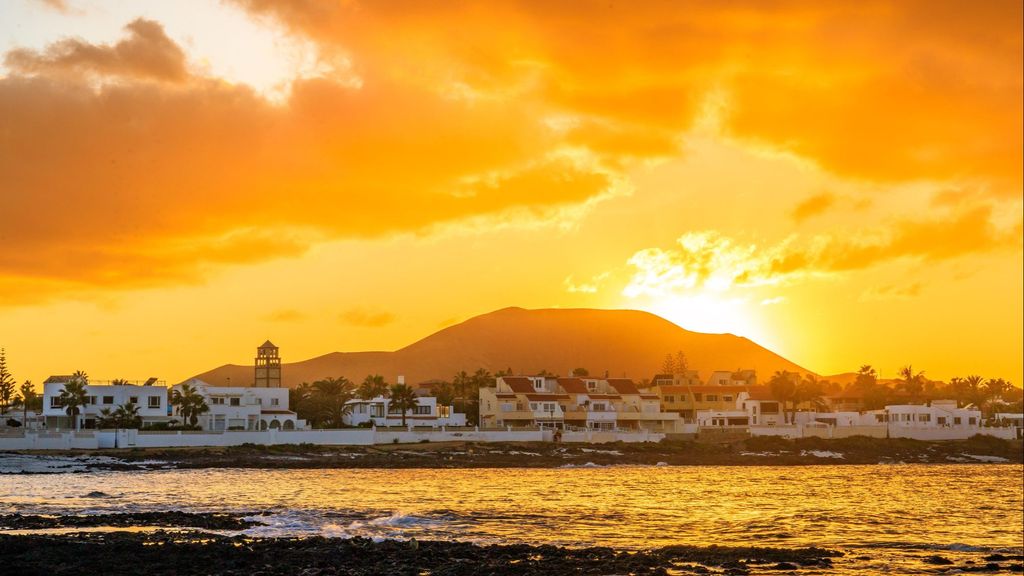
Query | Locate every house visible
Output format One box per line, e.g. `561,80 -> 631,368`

824,389 -> 866,412
479,375 -> 683,432
883,400 -> 981,430
695,410 -> 751,427
42,376 -> 171,430
344,393 -> 466,428
172,378 -> 304,431
705,369 -> 757,387
648,383 -> 761,421
736,389 -> 785,425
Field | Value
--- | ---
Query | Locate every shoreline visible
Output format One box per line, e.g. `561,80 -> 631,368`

2,436 -> 1021,473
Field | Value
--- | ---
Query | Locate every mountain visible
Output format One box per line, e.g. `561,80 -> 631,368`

189,307 -> 812,388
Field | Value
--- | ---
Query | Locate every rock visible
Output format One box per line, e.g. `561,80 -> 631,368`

923,555 -> 954,565
769,562 -> 799,570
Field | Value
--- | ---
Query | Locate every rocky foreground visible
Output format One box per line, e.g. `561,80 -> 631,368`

5,435 -> 1021,473
0,530 -> 842,575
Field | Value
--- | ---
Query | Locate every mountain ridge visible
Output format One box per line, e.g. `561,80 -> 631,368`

189,307 -> 813,388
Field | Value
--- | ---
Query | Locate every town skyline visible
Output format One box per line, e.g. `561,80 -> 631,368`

1,1 -> 1021,391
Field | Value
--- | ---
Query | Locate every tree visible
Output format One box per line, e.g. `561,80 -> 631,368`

571,367 -> 590,377
674,351 -> 689,374
58,376 -> 89,431
432,381 -> 455,408
18,381 -> 38,427
452,371 -> 470,415
768,370 -> 798,423
795,374 -> 826,414
290,382 -> 317,426
170,383 -> 209,428
0,349 -> 15,416
388,383 -> 419,428
113,402 -> 142,429
898,365 -> 925,403
313,377 -> 356,428
111,378 -> 130,386
962,375 -> 987,409
661,354 -> 675,375
357,375 -> 389,400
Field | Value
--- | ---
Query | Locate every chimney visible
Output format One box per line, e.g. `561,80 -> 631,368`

397,375 -> 405,385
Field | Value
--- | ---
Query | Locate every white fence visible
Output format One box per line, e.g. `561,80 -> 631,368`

0,427 -> 663,450
746,423 -> 1018,440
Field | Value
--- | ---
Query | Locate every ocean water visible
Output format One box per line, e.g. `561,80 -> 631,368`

1,463 -> 1022,573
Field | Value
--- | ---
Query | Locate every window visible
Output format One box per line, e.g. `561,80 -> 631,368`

723,395 -> 732,402
438,405 -> 451,418
414,406 -> 431,415
102,396 -> 114,405
229,397 -> 240,406
665,395 -> 675,403
256,398 -> 263,405
50,397 -> 63,408
706,395 -> 718,402
529,402 -> 539,411
954,417 -> 962,425
542,403 -> 557,412
592,403 -> 607,412
86,396 -> 97,405
211,397 -> 225,405
693,393 -> 702,402
586,381 -> 597,392
271,398 -> 280,406
358,404 -> 366,414
938,417 -> 947,425
129,396 -> 138,405
969,417 -> 977,426
147,396 -> 161,409
388,404 -> 402,414
919,414 -> 931,422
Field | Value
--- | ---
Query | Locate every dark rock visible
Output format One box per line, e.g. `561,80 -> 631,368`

924,555 -> 955,565
768,562 -> 799,570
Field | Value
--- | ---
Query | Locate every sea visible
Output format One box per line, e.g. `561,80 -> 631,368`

1,462 -> 1022,574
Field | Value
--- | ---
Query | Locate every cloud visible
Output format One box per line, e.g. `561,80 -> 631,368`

4,1 -> 1021,304
564,272 -> 610,294
0,26 -> 614,304
623,205 -> 1022,298
35,0 -> 71,13
340,308 -> 396,328
4,19 -> 188,82
860,283 -> 922,302
234,0 -> 1022,192
792,192 -> 836,223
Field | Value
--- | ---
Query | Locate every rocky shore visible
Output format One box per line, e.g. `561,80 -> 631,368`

4,435 -> 1020,473
0,530 -> 843,575
0,511 -> 257,530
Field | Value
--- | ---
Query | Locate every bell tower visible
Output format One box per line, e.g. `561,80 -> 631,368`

254,340 -> 281,388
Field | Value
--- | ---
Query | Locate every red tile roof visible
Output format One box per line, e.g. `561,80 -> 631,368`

586,394 -> 622,400
502,377 -> 535,394
606,378 -> 640,395
640,394 -> 660,400
557,378 -> 590,394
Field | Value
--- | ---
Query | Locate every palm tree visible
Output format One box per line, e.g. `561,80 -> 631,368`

357,375 -> 389,400
388,384 -> 419,428
111,378 -> 130,386
113,403 -> 141,429
795,374 -> 826,414
768,370 -> 798,423
432,381 -> 455,408
962,375 -> 987,409
19,381 -> 36,427
452,370 -> 470,415
313,377 -> 356,427
58,377 -> 89,431
897,365 -> 925,403
290,382 -> 316,426
170,383 -> 209,428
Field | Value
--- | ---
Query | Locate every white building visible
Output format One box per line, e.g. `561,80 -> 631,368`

42,376 -> 170,430
882,400 -> 981,430
345,393 -> 466,428
173,378 -> 304,431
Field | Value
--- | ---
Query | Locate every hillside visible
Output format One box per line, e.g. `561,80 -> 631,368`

189,307 -> 812,388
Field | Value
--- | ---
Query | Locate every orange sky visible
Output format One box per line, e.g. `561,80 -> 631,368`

1,0 -> 1021,387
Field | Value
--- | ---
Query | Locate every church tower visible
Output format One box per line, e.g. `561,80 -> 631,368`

254,340 -> 281,388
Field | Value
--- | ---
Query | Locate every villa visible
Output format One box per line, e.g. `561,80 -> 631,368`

42,376 -> 171,430
172,379 -> 304,431
479,375 -> 684,432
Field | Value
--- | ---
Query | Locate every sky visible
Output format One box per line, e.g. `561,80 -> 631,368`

0,0 -> 1021,387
